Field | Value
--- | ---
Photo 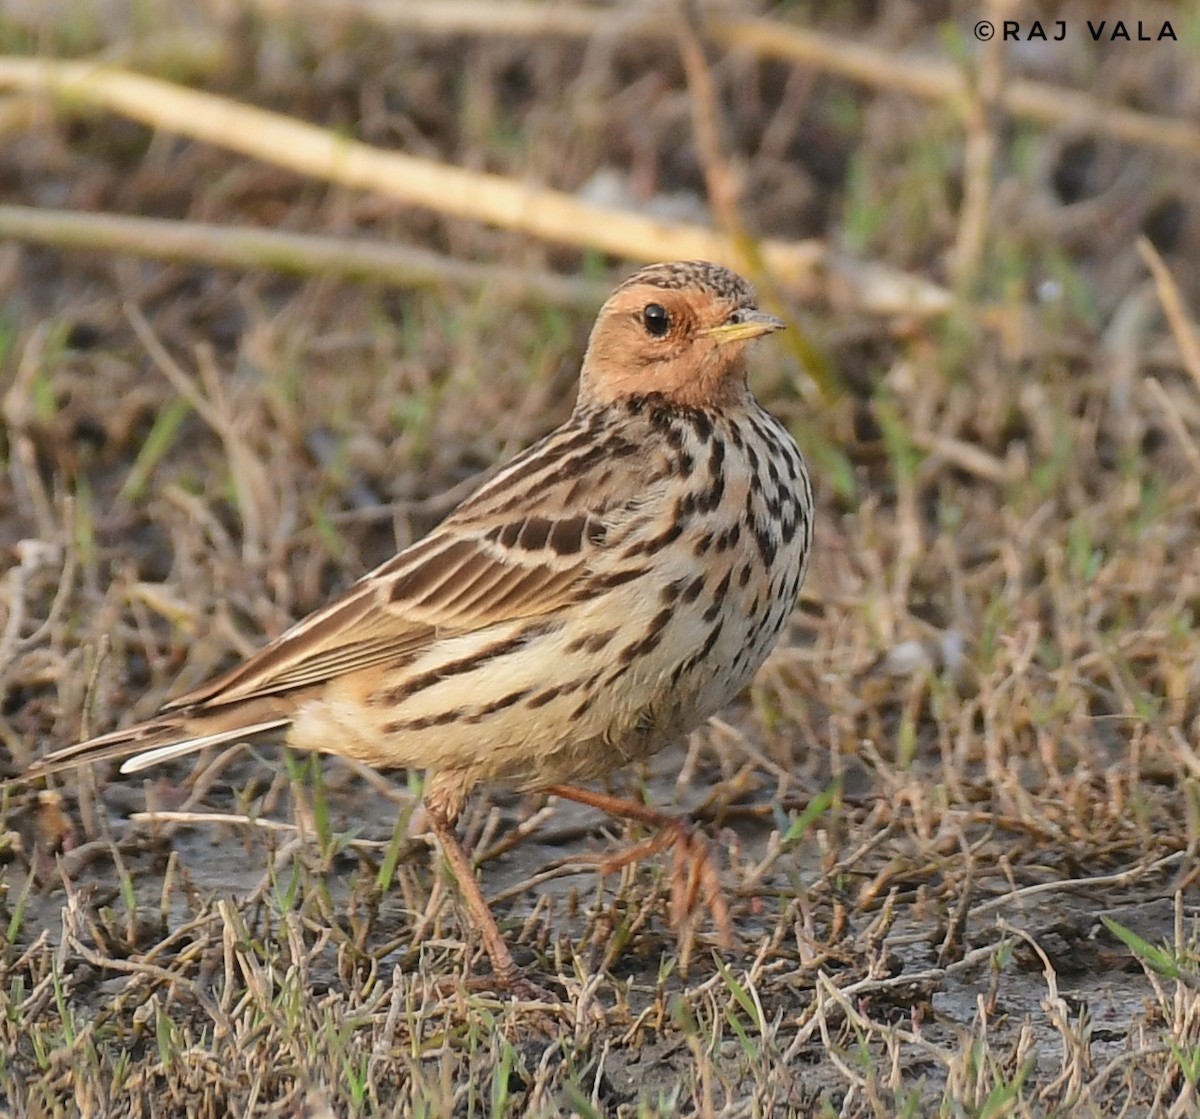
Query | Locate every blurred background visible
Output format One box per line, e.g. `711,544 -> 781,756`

1,1 -> 1199,1115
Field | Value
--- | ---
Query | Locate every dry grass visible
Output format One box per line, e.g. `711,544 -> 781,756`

2,1 -> 1200,1115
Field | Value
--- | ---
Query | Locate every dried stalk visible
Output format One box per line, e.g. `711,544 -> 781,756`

0,57 -> 950,316
255,0 -> 1200,162
1140,237 -> 1200,399
674,2 -> 837,397
0,204 -> 604,307
948,0 -> 1013,290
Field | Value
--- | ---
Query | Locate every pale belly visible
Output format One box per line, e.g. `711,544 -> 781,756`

288,524 -> 807,791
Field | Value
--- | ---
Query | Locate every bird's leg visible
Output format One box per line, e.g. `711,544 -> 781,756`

422,772 -> 564,1012
544,783 -> 734,948
423,800 -> 525,988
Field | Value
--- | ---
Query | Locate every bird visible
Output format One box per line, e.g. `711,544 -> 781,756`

28,260 -> 813,991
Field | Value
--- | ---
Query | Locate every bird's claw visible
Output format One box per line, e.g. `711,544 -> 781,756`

596,817 -> 735,949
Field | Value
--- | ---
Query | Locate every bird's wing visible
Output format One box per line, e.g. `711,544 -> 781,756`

168,417 -> 659,711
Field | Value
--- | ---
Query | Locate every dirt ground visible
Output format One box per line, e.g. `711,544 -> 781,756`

2,1 -> 1200,1116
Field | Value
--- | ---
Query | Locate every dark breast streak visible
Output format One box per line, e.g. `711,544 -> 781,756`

633,392 -> 812,593
600,393 -> 813,711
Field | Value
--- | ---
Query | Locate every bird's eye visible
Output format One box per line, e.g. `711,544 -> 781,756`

642,303 -> 670,338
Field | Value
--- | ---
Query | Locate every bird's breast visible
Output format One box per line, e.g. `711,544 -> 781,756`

578,402 -> 812,754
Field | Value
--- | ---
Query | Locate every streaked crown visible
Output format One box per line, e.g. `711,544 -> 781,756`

578,261 -> 784,410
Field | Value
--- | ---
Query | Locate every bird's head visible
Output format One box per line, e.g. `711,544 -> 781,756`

577,260 -> 785,411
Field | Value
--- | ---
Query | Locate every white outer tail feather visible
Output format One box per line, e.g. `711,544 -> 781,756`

119,719 -> 291,774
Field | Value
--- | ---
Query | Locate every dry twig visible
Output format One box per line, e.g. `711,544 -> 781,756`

251,1 -> 1200,161
0,58 -> 951,317
1139,236 -> 1200,398
0,204 -> 603,307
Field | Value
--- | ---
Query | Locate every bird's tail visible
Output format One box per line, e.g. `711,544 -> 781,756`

28,711 -> 292,779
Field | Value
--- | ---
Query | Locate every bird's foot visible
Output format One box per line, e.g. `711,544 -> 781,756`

595,816 -> 735,949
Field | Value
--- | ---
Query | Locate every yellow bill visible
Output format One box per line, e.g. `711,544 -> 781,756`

704,309 -> 787,346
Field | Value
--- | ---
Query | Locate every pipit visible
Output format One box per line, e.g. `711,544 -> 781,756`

31,261 -> 813,989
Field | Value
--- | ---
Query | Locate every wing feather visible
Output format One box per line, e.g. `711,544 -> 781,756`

163,586 -> 429,709
158,418 -> 665,715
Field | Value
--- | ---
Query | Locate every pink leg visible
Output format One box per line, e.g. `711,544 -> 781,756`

545,783 -> 734,948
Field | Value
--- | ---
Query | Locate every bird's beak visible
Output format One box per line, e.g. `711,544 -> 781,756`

704,308 -> 787,346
